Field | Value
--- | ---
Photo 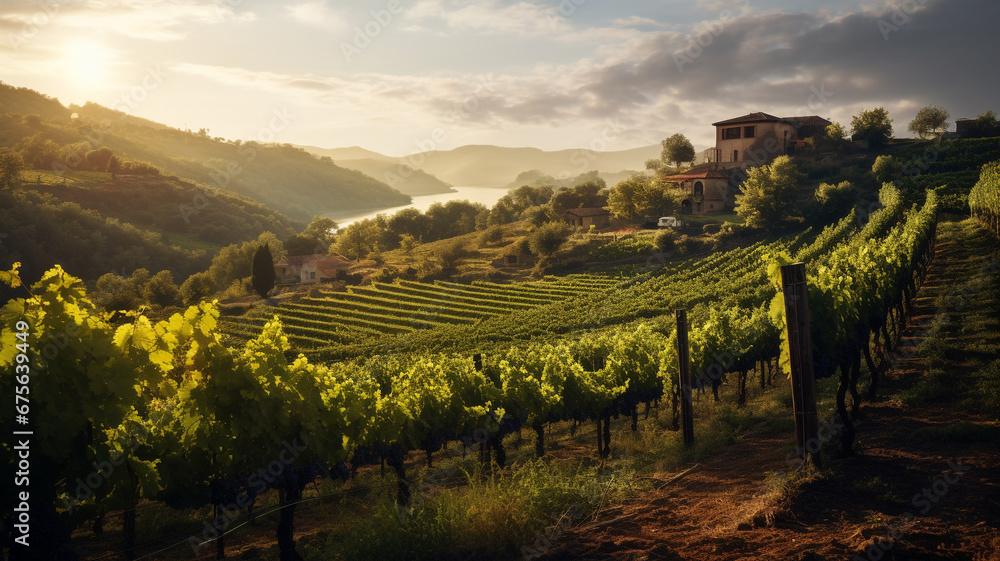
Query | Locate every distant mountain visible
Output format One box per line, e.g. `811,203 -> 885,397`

413,144 -> 662,187
301,145 -> 398,163
335,158 -> 455,196
0,82 -> 411,222
301,143 -> 663,188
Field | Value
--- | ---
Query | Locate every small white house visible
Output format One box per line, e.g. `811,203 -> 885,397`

299,256 -> 351,284
274,255 -> 321,284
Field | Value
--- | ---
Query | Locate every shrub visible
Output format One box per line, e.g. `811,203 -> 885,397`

180,271 -> 215,305
399,233 -> 419,255
143,270 -> 181,308
528,222 -> 572,258
871,155 -> 903,185
92,273 -> 140,312
479,224 -> 505,246
814,180 -> 857,221
717,221 -> 746,241
655,229 -> 678,252
436,239 -> 468,272
674,234 -> 700,255
219,278 -> 251,300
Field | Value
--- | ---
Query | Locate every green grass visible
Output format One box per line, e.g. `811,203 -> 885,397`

21,169 -> 112,188
897,218 -> 1000,411
304,458 -> 640,561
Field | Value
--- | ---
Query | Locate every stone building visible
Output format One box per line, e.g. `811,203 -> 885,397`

662,167 -> 733,215
708,112 -> 831,168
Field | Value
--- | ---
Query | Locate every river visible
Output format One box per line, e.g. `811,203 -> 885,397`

322,185 -> 512,229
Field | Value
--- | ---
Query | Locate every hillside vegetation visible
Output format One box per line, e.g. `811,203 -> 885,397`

0,82 -> 410,222
0,184 -> 212,288
2,182 -> 947,561
0,156 -> 303,291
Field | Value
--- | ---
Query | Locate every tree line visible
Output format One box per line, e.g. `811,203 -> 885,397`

331,180 -> 610,261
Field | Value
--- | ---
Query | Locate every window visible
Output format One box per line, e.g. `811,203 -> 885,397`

709,204 -> 714,210
310,271 -> 316,280
744,126 -> 756,138
693,181 -> 704,196
733,150 -> 739,162
723,127 -> 741,140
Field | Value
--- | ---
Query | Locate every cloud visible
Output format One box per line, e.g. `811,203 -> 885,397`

170,62 -> 474,110
406,0 -> 566,36
286,1 -> 346,30
0,0 -> 255,42
478,0 -> 1000,142
116,0 -> 1000,150
611,16 -> 667,28
172,63 -> 342,96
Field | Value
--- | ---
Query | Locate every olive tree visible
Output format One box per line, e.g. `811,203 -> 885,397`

851,107 -> 894,148
908,105 -> 950,139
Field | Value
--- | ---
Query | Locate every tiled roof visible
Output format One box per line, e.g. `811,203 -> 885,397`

712,112 -> 782,126
685,163 -> 723,173
305,257 -> 351,277
711,112 -> 831,128
663,169 -> 732,182
275,254 -> 325,269
783,115 -> 832,127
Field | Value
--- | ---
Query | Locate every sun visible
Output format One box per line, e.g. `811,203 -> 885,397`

63,40 -> 115,86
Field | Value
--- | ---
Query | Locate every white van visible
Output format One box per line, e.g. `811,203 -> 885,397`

657,216 -> 683,229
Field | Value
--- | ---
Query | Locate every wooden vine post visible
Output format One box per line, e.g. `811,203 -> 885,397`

675,309 -> 694,448
780,263 -> 820,466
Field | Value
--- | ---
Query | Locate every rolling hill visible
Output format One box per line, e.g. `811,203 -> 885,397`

301,145 -> 397,163
303,143 -> 664,187
0,170 -> 301,285
0,82 -> 411,222
333,158 -> 455,196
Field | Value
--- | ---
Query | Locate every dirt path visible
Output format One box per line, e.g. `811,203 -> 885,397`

541,219 -> 1000,561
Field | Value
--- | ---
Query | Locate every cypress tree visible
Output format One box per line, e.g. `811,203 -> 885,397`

251,243 -> 276,299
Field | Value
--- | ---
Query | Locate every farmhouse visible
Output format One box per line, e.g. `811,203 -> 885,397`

274,254 -> 321,284
299,256 -> 351,284
708,112 -> 831,168
564,207 -> 611,228
662,166 -> 733,215
274,254 -> 351,284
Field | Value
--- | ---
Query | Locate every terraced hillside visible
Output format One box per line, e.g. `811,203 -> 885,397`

219,275 -> 621,348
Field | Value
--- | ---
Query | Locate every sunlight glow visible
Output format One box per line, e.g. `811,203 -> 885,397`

63,40 -> 115,86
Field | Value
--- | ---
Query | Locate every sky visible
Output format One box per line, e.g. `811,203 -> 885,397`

1,0 -> 996,156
